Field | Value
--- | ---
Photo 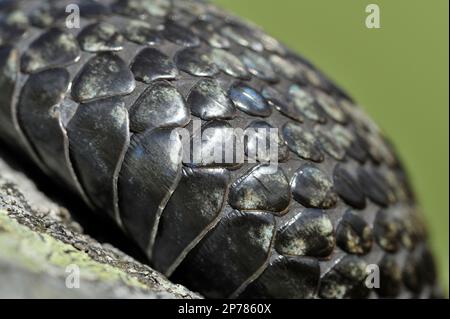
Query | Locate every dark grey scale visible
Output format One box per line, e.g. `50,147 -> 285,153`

0,10 -> 28,46
417,246 -> 437,287
377,255 -> 402,298
20,27 -> 80,74
314,126 -> 346,161
129,80 -> 189,132
288,84 -> 326,123
319,256 -> 370,299
270,54 -> 308,85
112,0 -> 171,19
210,48 -> 250,79
187,78 -> 236,120
130,47 -> 178,83
77,22 -> 124,52
152,167 -> 231,273
262,86 -> 304,122
314,90 -> 348,124
374,209 -> 402,252
244,120 -> 290,163
221,21 -> 264,52
238,255 -> 320,299
229,165 -> 291,214
190,18 -> 231,49
0,0 -> 16,11
184,120 -> 242,168
72,52 -> 136,103
282,122 -> 324,162
28,4 -> 58,28
333,164 -> 366,209
346,132 -> 370,164
336,210 -> 373,255
16,68 -> 78,189
275,208 -> 335,257
118,128 -> 183,252
241,49 -> 278,82
0,46 -> 18,142
229,83 -> 272,117
123,20 -> 162,46
66,97 -> 129,221
357,166 -> 391,207
162,20 -> 200,47
174,48 -> 219,77
291,164 -> 337,209
402,250 -> 424,294
73,0 -> 112,18
171,210 -> 275,298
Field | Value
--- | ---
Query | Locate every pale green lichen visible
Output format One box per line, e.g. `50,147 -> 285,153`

0,210 -> 147,290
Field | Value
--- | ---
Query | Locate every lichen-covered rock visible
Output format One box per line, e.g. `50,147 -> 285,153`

0,154 -> 200,299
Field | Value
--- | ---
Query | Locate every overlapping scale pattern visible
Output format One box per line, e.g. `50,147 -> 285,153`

0,0 -> 439,299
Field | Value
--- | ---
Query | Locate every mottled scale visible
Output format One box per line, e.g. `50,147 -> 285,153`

123,20 -> 162,45
336,210 -> 373,255
72,52 -> 135,103
275,208 -> 335,257
314,126 -> 346,161
175,48 -> 219,77
187,78 -> 235,120
129,80 -> 189,132
374,209 -> 402,252
118,128 -> 183,252
211,48 -> 249,79
152,168 -> 230,273
241,50 -> 277,82
315,90 -> 347,124
229,83 -> 272,117
21,27 -> 80,73
67,97 -> 129,220
270,54 -> 307,84
319,256 -> 370,299
239,256 -> 320,298
291,164 -> 337,209
77,22 -> 124,52
229,165 -> 291,214
289,85 -> 325,123
172,210 -> 275,298
131,47 -> 178,83
282,122 -> 323,162
0,10 -> 28,46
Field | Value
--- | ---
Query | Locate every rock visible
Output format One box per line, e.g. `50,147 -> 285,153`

0,152 -> 200,299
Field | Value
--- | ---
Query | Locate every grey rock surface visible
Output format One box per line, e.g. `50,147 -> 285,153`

0,151 -> 200,299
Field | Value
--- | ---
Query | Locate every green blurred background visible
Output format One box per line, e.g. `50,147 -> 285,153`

214,0 -> 449,293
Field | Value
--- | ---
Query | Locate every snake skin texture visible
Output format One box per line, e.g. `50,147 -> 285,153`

0,0 -> 441,298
